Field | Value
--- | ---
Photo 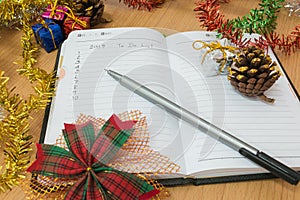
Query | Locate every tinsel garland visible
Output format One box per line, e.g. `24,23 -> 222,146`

0,71 -> 33,192
194,0 -> 300,54
0,0 -> 73,27
0,0 -> 163,28
120,0 -> 165,10
0,2 -> 57,192
232,0 -> 284,34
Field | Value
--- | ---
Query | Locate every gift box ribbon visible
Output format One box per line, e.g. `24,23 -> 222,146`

64,6 -> 88,29
49,0 -> 66,19
36,20 -> 58,49
47,2 -> 88,29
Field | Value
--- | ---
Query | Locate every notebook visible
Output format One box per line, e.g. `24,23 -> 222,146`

40,27 -> 300,186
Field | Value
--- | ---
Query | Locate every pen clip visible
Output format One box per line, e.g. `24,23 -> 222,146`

239,148 -> 300,185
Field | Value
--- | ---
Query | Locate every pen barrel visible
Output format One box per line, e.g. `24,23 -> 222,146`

118,72 -> 258,155
108,70 -> 300,185
239,148 -> 300,185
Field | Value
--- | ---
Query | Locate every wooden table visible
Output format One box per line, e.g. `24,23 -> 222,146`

1,0 -> 300,199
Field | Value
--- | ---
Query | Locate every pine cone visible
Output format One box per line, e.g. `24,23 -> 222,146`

73,0 -> 105,26
228,46 -> 280,103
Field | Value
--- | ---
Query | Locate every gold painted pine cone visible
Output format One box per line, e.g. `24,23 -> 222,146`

228,46 -> 280,103
73,0 -> 105,26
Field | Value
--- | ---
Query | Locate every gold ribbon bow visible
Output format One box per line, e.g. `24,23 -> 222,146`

64,6 -> 88,29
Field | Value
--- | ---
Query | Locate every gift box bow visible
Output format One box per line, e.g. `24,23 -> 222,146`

64,9 -> 90,29
64,16 -> 90,30
42,0 -> 68,21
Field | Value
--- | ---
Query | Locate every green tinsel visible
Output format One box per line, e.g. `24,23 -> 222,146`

229,0 -> 285,34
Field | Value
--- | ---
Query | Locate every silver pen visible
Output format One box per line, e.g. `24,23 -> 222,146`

106,69 -> 300,185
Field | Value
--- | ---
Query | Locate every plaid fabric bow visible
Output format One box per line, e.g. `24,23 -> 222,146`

27,114 -> 159,200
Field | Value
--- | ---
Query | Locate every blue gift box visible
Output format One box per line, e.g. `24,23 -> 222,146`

32,19 -> 64,53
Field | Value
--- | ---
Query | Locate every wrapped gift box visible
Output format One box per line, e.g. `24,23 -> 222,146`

63,16 -> 90,37
41,4 -> 68,24
32,19 -> 64,53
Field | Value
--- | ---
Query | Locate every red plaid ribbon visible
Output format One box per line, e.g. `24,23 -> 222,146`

27,114 -> 159,200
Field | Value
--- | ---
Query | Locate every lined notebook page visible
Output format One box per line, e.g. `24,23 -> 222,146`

45,28 -> 300,178
44,28 -> 187,171
166,31 -> 300,176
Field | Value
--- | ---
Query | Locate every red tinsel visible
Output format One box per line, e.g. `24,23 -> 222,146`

194,0 -> 300,54
120,0 -> 164,11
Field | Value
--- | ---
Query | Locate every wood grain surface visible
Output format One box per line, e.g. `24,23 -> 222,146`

0,0 -> 299,199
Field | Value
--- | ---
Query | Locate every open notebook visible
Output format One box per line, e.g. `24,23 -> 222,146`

41,27 -> 300,185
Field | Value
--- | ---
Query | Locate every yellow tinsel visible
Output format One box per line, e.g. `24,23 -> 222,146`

0,0 -> 72,192
0,71 -> 32,192
0,0 -> 74,28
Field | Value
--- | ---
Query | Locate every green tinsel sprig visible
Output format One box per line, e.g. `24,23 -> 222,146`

230,0 -> 285,34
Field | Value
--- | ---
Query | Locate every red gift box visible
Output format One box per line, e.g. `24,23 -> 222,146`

63,16 -> 90,37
